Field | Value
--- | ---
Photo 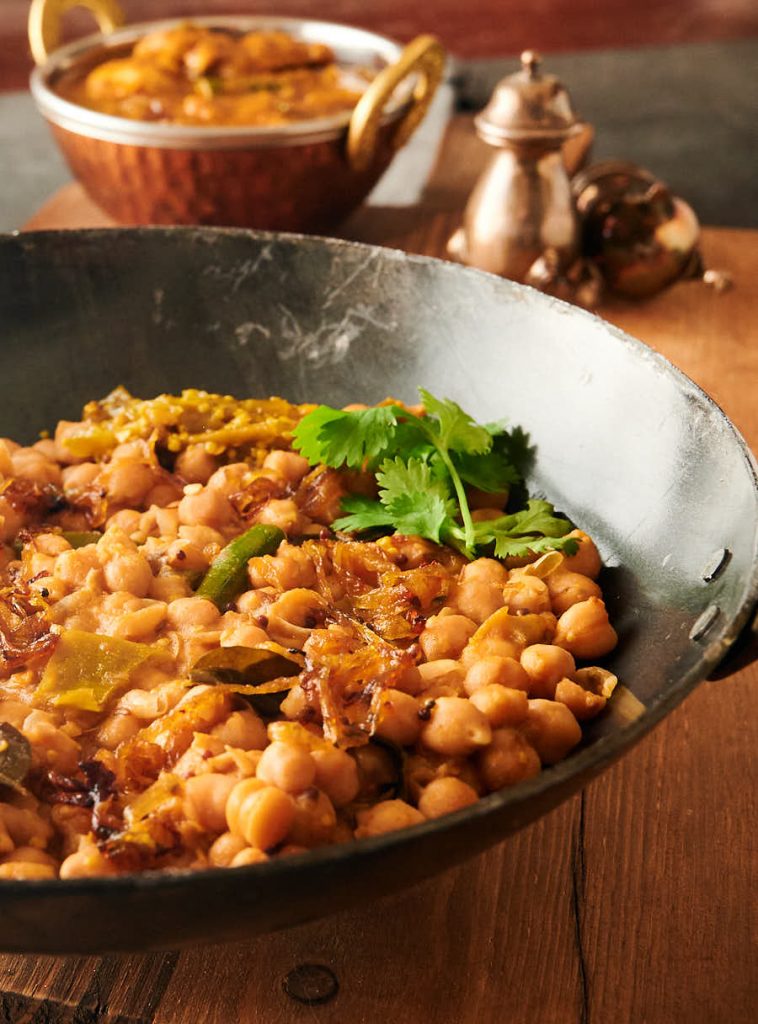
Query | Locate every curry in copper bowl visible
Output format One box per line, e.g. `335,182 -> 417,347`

28,0 -> 444,229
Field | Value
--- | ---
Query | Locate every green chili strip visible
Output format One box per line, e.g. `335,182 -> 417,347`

62,530 -> 103,549
196,524 -> 285,609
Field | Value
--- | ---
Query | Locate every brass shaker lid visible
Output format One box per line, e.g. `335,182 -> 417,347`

475,50 -> 579,145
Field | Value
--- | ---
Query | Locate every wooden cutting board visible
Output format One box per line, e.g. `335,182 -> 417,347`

4,117 -> 757,1024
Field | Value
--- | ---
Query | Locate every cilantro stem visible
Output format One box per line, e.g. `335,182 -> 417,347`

434,444 -> 476,553
440,523 -> 470,558
410,415 -> 477,553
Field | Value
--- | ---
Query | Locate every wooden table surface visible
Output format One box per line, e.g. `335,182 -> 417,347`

4,116 -> 757,1024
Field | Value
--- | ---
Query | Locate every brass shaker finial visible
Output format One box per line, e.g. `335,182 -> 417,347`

520,50 -> 541,77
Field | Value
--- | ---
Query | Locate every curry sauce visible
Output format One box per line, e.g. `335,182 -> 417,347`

55,25 -> 371,126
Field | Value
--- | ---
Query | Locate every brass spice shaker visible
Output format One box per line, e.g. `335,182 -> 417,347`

448,51 -> 582,282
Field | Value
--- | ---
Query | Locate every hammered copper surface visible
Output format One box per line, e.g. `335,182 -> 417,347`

50,122 -> 397,230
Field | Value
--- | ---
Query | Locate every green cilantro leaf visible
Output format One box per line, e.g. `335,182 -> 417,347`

474,500 -> 578,559
291,404 -> 401,469
375,457 -> 457,543
294,393 -> 573,564
334,458 -> 457,543
453,448 -> 522,493
332,496 -> 396,533
417,389 -> 492,455
491,533 -> 579,560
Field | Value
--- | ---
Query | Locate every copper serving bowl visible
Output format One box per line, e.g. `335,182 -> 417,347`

28,0 -> 445,231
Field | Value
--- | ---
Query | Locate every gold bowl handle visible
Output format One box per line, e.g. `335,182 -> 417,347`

347,34 -> 446,173
29,0 -> 125,66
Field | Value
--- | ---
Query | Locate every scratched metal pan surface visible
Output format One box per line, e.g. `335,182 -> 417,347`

0,228 -> 756,954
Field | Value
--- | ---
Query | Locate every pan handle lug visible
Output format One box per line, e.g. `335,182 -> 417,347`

707,602 -> 758,680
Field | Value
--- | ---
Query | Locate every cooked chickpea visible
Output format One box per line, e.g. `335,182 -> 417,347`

103,550 -> 153,597
351,743 -> 401,801
97,710 -> 141,748
150,572 -> 192,603
2,846 -> 57,869
59,843 -> 117,879
520,644 -> 576,699
374,689 -> 422,746
280,682 -> 319,722
288,788 -> 337,847
237,588 -> 275,615
211,709 -> 267,749
248,543 -> 316,590
11,448 -> 62,487
225,779 -> 295,850
0,803 -> 53,850
219,613 -> 269,650
62,461 -> 100,493
22,716 -> 80,774
469,684 -> 528,728
110,599 -> 167,642
521,699 -> 582,764
394,662 -> 424,695
178,524 -> 225,550
54,546 -> 102,589
106,508 -> 142,534
230,847 -> 269,867
0,862 -> 57,880
175,444 -> 219,483
460,636 -> 521,668
554,678 -> 607,720
561,530 -> 602,579
477,728 -> 541,791
256,741 -> 316,794
266,588 -> 326,648
464,655 -> 530,695
177,486 -> 232,528
311,746 -> 360,807
208,831 -> 247,867
418,777 -> 479,819
420,696 -> 492,757
185,773 -> 238,833
262,450 -> 310,485
166,540 -> 209,573
546,570 -> 602,615
103,460 -> 156,505
254,498 -> 304,534
553,597 -> 618,659
167,596 -> 220,630
453,558 -> 507,623
419,613 -> 477,661
501,574 -> 551,614
417,659 -> 466,697
354,799 -> 425,838
144,481 -> 183,507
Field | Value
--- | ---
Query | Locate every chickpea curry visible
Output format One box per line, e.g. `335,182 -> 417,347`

0,388 -> 618,880
55,25 -> 371,126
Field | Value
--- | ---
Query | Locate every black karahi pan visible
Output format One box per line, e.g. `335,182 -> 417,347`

0,228 -> 755,954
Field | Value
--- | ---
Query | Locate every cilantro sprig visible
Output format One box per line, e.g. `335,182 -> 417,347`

291,389 -> 577,560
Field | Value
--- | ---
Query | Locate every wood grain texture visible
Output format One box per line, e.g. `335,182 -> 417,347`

4,0 -> 758,90
4,115 -> 758,1023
